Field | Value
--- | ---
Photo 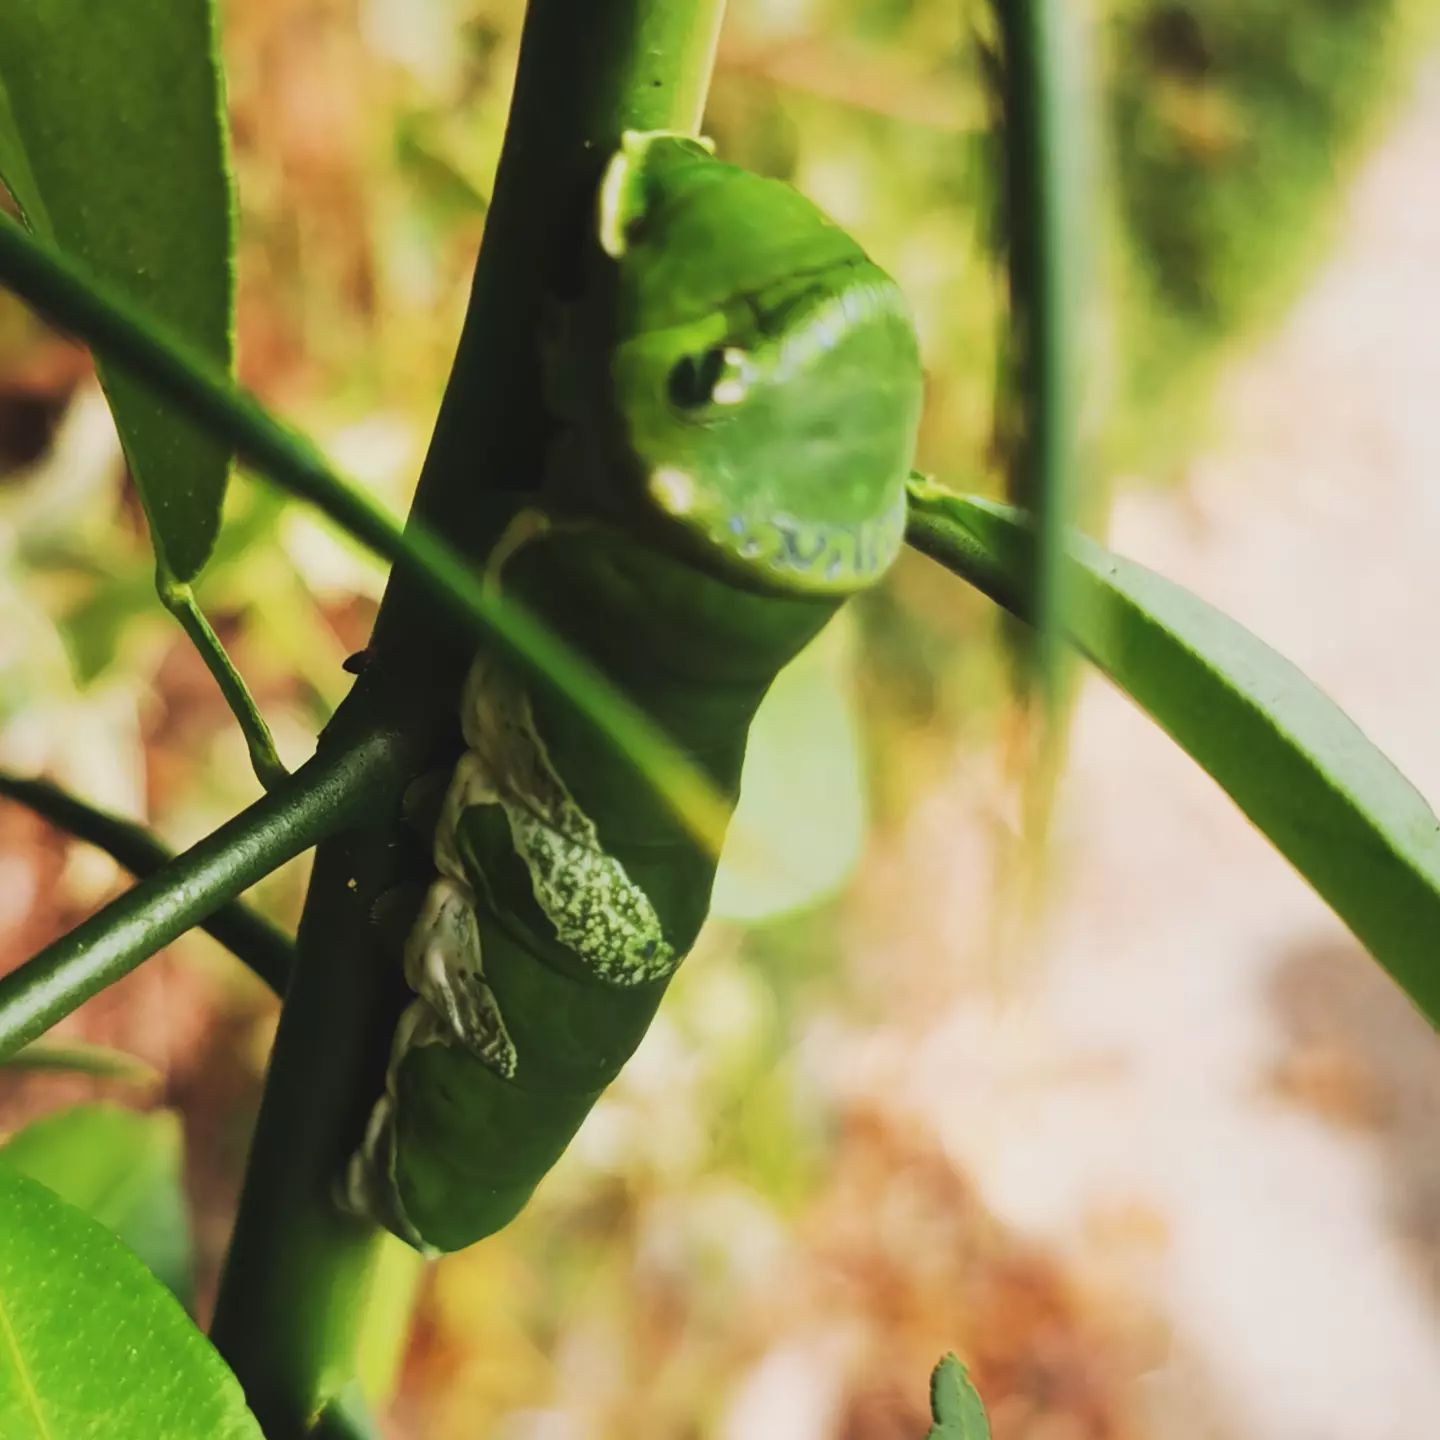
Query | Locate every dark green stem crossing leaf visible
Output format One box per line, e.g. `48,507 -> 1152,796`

906,482 -> 1440,1022
0,1164 -> 262,1439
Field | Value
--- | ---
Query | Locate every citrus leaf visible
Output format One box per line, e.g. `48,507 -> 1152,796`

907,484 -> 1440,1020
0,1105 -> 191,1303
927,1354 -> 991,1439
0,1165 -> 261,1439
0,0 -> 235,581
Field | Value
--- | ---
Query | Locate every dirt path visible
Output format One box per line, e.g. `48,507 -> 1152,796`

862,58 -> 1440,1440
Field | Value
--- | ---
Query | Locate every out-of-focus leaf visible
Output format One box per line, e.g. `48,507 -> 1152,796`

0,1164 -> 261,1439
0,1105 -> 191,1303
988,0 -> 1093,713
0,0 -> 235,581
712,623 -> 867,922
396,116 -> 490,221
906,484 -> 1440,1020
1,1041 -> 159,1087
926,1354 -> 990,1439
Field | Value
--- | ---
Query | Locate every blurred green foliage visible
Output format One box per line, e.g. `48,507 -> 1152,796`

1108,0 -> 1429,452
0,1104 -> 192,1303
1,0 -> 1435,1432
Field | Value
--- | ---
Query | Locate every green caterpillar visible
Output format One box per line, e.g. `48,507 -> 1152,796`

341,131 -> 923,1254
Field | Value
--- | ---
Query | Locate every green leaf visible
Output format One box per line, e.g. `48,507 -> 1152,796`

712,623 -> 867,922
0,0 -> 235,582
0,1106 -> 192,1304
927,1354 -> 991,1439
906,484 -> 1440,1021
0,1164 -> 261,1439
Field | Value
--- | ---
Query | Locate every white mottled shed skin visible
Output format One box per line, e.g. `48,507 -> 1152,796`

341,637 -> 677,1242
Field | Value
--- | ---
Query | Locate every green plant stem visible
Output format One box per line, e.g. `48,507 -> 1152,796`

0,729 -> 407,1060
157,570 -> 290,791
0,769 -> 294,994
0,211 -> 727,856
992,0 -> 1090,712
208,5 -> 726,1435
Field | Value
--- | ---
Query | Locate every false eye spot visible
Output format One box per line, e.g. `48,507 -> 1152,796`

667,347 -> 728,409
648,467 -> 697,516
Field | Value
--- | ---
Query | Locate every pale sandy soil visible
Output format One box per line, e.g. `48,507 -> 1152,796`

841,57 -> 1440,1440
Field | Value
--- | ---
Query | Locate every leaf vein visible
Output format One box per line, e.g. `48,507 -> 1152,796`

0,1276 -> 54,1440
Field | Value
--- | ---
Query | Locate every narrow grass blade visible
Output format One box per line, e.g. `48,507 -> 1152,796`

987,0 -> 1094,718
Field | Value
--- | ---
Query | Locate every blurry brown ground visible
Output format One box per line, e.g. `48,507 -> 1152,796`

3,3 -> 1440,1438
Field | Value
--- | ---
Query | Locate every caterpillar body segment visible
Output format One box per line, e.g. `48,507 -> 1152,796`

343,131 -> 923,1252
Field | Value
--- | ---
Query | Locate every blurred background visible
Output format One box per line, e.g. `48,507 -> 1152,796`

3,0 -> 1440,1435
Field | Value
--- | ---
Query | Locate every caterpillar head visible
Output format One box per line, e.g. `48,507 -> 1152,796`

593,132 -> 923,598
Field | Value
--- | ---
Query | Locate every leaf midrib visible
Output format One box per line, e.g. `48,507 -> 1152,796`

0,1276 -> 54,1440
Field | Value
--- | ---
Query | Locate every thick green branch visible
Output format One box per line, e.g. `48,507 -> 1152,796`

0,769 -> 294,994
207,4 -> 727,1435
0,728 -> 409,1059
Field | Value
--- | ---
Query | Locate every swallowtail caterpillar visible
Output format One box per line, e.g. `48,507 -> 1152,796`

342,131 -> 924,1254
